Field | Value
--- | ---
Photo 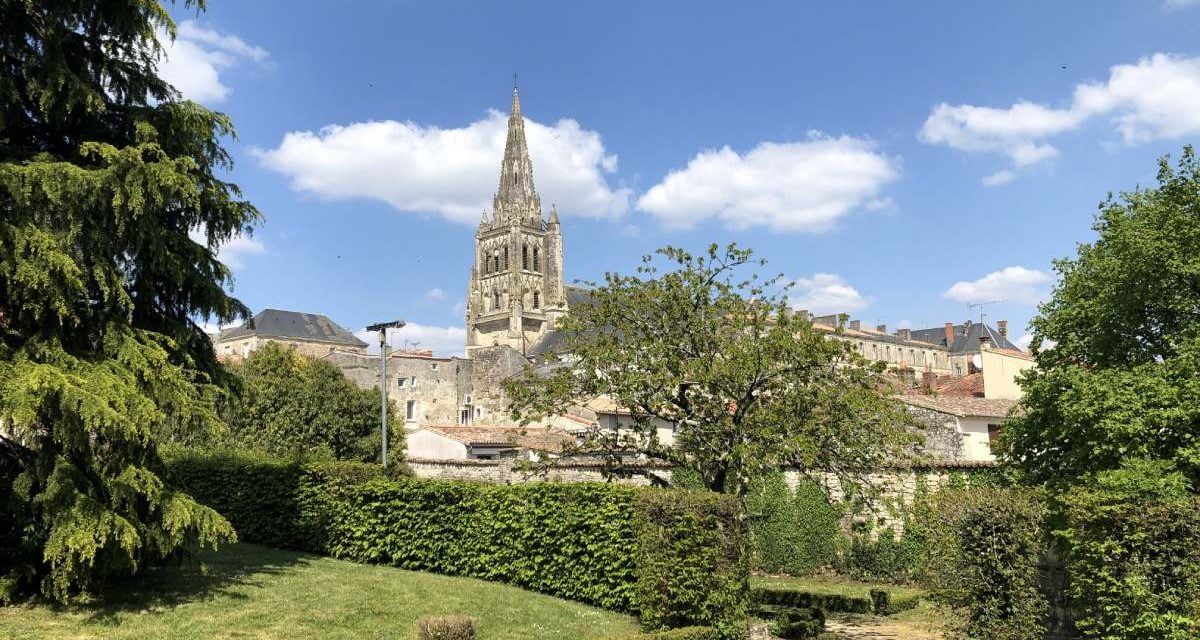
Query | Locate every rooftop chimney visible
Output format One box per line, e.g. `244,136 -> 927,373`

896,328 -> 912,341
944,322 -> 954,347
876,324 -> 887,333
997,319 -> 1009,340
979,334 -> 992,350
849,320 -> 861,331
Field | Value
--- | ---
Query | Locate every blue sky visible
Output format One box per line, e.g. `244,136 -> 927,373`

167,0 -> 1200,355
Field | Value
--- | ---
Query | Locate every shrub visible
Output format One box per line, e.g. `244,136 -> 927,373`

166,450 -> 748,638
1060,460 -> 1200,640
751,587 -> 871,614
746,473 -> 839,575
924,487 -> 1048,640
416,615 -> 477,640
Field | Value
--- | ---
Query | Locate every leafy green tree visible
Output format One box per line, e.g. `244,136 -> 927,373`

0,1 -> 251,600
998,147 -> 1200,489
504,244 -> 917,499
219,342 -> 398,461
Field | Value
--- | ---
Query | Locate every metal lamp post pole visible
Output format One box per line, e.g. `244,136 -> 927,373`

367,319 -> 405,468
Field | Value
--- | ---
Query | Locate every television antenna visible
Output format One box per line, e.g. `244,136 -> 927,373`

968,300 -> 1005,324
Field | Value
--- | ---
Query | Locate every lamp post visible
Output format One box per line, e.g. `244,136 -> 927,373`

366,319 -> 405,467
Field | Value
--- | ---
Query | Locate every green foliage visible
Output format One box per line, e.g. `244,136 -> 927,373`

505,243 -> 918,497
837,527 -> 926,585
635,490 -> 748,638
217,342 -> 398,461
746,473 -> 840,575
0,0 -> 255,600
1059,460 -> 1200,640
924,487 -> 1048,640
167,451 -> 748,637
1000,147 -> 1200,488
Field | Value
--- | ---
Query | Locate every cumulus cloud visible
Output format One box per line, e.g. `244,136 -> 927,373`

354,323 -> 467,358
943,266 -> 1052,305
920,53 -> 1200,181
789,273 -> 871,315
256,111 -> 631,224
189,225 -> 266,270
425,288 -> 447,302
637,133 -> 899,232
157,20 -> 267,103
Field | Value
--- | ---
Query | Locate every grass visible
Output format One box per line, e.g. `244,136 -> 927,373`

0,543 -> 641,640
749,573 -> 950,639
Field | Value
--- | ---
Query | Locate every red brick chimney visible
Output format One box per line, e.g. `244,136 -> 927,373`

944,322 -> 955,347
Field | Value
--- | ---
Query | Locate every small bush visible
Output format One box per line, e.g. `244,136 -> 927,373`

924,486 -> 1048,640
416,615 -> 477,640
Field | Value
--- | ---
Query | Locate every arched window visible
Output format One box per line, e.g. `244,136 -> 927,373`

532,247 -> 540,271
533,292 -> 540,309
522,246 -> 529,270
503,246 -> 509,270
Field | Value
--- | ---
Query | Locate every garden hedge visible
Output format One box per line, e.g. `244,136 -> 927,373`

165,450 -> 747,638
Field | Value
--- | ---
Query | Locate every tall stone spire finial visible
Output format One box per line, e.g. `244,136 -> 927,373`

494,84 -> 539,222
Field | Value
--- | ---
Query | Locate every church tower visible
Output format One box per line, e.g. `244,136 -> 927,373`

466,87 -> 567,355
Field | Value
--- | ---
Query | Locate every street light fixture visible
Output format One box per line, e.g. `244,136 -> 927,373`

366,319 -> 405,467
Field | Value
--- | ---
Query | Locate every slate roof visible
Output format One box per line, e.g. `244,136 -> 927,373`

217,309 -> 367,348
527,285 -> 595,357
909,322 -> 1021,353
899,394 -> 1017,419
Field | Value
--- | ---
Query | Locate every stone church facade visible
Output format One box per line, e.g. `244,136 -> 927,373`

328,87 -> 573,431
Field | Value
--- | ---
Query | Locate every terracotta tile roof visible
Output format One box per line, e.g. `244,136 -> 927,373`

420,425 -> 575,454
582,395 -> 633,415
936,372 -> 985,397
898,394 -> 1018,419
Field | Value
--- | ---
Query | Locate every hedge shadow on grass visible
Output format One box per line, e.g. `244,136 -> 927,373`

69,544 -> 310,625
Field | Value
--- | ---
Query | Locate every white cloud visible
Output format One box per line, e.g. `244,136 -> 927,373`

1165,0 -> 1200,8
1016,332 -> 1057,352
189,225 -> 266,270
637,133 -> 899,232
425,287 -> 447,302
789,273 -> 871,315
920,53 -> 1200,180
256,111 -> 631,224
354,323 -> 467,358
943,266 -> 1052,305
156,20 -> 267,103
981,170 -> 1017,187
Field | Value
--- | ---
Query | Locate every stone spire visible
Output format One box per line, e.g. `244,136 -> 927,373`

494,87 -> 540,222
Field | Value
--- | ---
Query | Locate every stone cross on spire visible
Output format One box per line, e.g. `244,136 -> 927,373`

493,86 -> 540,223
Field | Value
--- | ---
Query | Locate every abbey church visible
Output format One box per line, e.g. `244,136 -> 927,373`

215,87 -> 1027,462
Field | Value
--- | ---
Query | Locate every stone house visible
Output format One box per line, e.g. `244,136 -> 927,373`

214,308 -> 367,361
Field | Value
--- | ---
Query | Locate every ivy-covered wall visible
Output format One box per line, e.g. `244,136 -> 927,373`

165,450 -> 747,638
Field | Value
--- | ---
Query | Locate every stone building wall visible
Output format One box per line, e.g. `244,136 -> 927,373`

903,404 -> 965,460
323,350 -> 473,426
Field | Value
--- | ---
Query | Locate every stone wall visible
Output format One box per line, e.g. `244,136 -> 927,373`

324,350 -> 473,426
904,404 -> 965,460
406,457 -> 673,486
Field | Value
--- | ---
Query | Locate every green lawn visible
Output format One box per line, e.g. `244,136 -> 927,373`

750,573 -> 926,600
0,543 -> 641,640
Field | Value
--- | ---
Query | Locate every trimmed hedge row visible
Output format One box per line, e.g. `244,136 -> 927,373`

751,586 -> 918,616
165,450 -> 747,638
